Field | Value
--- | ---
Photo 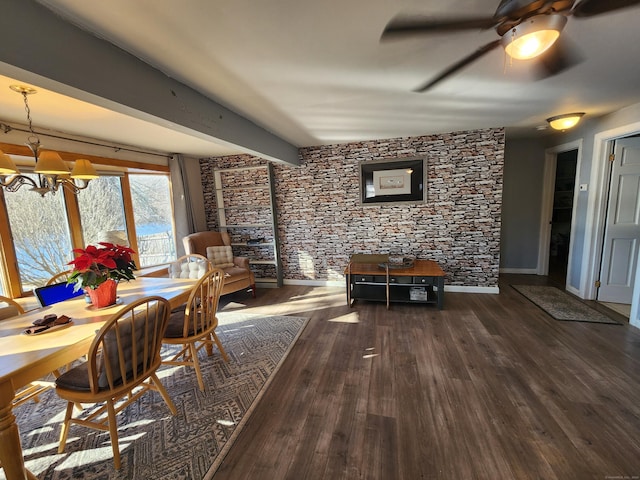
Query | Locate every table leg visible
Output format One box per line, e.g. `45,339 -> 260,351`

437,277 -> 444,310
0,381 -> 29,480
385,264 -> 390,310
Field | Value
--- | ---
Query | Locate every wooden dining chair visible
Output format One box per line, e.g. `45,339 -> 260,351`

162,268 -> 228,391
168,253 -> 212,279
55,296 -> 177,469
167,254 -> 212,314
0,294 -> 24,320
45,270 -> 73,286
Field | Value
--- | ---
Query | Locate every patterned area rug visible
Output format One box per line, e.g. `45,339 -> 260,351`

512,285 -> 620,325
3,312 -> 308,480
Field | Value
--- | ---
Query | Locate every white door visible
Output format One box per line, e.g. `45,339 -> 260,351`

598,137 -> 640,303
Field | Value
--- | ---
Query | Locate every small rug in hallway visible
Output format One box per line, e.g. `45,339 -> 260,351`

512,285 -> 620,325
1,312 -> 308,480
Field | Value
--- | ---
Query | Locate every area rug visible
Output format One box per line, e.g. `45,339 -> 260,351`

512,285 -> 620,325
3,312 -> 308,480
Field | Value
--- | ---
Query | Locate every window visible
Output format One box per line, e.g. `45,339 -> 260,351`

77,175 -> 128,246
129,174 -> 177,267
0,152 -> 176,296
3,173 -> 74,291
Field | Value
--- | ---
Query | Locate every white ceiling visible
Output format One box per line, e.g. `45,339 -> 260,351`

2,0 -> 640,158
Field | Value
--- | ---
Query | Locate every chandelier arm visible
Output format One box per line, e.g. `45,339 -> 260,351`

59,178 -> 90,194
0,174 -> 39,192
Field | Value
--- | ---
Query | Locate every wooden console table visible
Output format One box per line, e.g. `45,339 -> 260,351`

345,258 -> 445,309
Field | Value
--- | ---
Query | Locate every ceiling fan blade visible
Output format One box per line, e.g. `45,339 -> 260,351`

381,15 -> 499,40
572,0 -> 640,17
534,35 -> 584,79
414,40 -> 502,92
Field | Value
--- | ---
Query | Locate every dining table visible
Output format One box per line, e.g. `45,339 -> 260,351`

0,275 -> 198,480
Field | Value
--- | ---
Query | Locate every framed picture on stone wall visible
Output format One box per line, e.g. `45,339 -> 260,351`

359,157 -> 425,205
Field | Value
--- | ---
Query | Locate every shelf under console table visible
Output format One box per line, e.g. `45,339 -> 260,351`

345,258 -> 445,309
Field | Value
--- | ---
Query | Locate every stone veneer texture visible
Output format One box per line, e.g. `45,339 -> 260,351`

200,128 -> 504,287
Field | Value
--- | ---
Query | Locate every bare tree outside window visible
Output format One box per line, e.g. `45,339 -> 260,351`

3,174 -> 73,291
3,172 -> 177,293
130,174 -> 177,267
77,176 -> 127,246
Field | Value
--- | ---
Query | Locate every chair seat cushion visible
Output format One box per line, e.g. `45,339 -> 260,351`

56,359 -> 138,392
223,266 -> 253,283
56,359 -> 148,392
164,310 -> 194,338
56,362 -> 92,392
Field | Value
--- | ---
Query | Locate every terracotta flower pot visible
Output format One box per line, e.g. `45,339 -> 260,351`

87,279 -> 118,308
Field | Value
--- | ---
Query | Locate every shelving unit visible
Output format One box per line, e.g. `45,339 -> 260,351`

213,164 -> 283,287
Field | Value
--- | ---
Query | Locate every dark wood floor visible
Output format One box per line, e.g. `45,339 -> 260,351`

212,276 -> 640,480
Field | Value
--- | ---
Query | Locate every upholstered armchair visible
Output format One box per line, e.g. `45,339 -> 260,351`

183,231 -> 256,297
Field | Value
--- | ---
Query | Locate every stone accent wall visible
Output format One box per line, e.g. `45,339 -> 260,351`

200,128 -> 504,287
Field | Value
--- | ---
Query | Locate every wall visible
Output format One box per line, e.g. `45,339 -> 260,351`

551,102 -> 640,294
500,101 -> 640,328
169,154 -> 207,257
0,126 -> 170,167
200,128 -> 504,288
500,136 -> 547,272
501,116 -> 634,282
182,156 -> 208,232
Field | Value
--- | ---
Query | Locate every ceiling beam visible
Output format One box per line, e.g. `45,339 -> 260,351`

0,0 -> 300,165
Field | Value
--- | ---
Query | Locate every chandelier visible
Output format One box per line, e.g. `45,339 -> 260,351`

0,85 -> 98,197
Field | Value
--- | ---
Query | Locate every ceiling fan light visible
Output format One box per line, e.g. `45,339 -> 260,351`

34,150 -> 70,175
547,112 -> 585,130
0,150 -> 20,175
70,158 -> 99,180
505,30 -> 560,59
502,14 -> 567,60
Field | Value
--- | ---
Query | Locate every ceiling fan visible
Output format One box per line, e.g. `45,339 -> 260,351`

381,0 -> 640,92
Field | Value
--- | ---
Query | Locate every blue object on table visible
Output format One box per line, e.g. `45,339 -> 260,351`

34,282 -> 83,307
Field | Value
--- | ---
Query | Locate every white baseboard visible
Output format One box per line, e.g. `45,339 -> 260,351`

565,284 -> 581,297
445,285 -> 500,294
500,268 -> 538,274
284,279 -> 344,287
283,279 -> 499,294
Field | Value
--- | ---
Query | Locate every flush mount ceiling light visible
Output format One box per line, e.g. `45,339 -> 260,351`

0,85 -> 98,197
546,112 -> 585,131
501,14 -> 567,60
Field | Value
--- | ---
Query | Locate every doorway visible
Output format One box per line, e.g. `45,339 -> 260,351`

582,121 -> 640,328
548,150 -> 578,285
538,140 -> 582,293
596,135 -> 640,316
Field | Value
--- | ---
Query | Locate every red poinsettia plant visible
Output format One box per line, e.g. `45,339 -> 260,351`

67,242 -> 137,291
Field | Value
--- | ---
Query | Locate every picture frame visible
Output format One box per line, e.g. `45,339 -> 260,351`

359,157 -> 425,205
